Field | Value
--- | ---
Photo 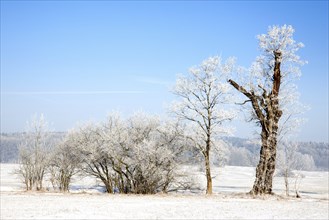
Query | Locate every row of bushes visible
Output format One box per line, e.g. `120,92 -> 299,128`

17,113 -> 203,193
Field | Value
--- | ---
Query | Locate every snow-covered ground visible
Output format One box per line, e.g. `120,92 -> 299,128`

1,164 -> 328,219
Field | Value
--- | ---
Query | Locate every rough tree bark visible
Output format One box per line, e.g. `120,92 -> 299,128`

204,145 -> 212,195
228,50 -> 283,195
204,109 -> 213,195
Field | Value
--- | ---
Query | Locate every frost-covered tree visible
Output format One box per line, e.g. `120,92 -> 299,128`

49,132 -> 82,192
74,112 -> 187,194
17,114 -> 52,191
228,25 -> 306,195
277,141 -> 316,197
276,141 -> 299,196
172,56 -> 235,194
125,113 -> 168,193
109,112 -> 186,194
74,122 -> 116,193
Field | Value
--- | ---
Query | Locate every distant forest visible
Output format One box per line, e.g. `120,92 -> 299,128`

1,132 -> 328,171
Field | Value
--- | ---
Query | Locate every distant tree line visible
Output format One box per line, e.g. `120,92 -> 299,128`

2,133 -> 326,170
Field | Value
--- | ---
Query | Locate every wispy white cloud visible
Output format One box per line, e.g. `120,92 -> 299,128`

1,90 -> 145,95
137,77 -> 172,86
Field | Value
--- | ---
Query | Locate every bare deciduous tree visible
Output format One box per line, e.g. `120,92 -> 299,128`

172,56 -> 235,194
277,141 -> 299,196
73,122 -> 115,193
277,141 -> 316,197
17,114 -> 51,191
49,132 -> 81,192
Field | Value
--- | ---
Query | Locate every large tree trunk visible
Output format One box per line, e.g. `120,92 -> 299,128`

264,127 -> 279,194
229,50 -> 283,196
251,93 -> 281,195
250,125 -> 279,195
250,129 -> 268,194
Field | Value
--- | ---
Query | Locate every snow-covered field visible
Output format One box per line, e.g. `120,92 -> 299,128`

1,164 -> 328,219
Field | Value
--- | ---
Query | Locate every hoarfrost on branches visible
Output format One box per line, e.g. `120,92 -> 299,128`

71,112 -> 190,194
237,24 -> 307,96
17,114 -> 53,191
172,55 -> 236,194
228,25 -> 306,195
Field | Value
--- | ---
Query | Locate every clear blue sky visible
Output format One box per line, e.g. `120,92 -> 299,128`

1,1 -> 328,142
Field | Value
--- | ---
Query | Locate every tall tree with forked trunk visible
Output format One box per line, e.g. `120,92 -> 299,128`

228,25 -> 306,195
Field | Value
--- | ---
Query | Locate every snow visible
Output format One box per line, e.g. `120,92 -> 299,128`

1,164 -> 328,219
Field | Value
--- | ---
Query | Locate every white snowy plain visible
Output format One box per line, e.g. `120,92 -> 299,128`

1,164 -> 328,219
